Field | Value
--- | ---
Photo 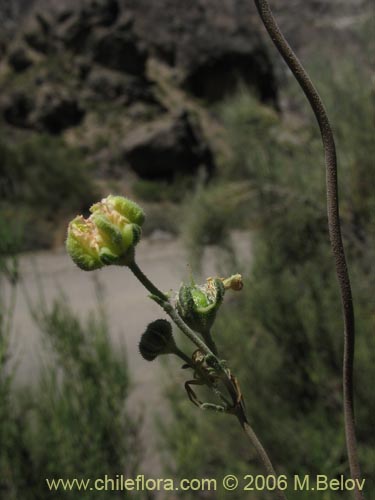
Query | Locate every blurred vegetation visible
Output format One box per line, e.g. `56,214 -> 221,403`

0,133 -> 99,250
133,176 -> 195,204
161,38 -> 374,499
0,236 -> 141,499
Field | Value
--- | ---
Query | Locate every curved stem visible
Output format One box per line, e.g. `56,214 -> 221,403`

253,1 -> 362,497
236,409 -> 287,500
128,260 -> 168,300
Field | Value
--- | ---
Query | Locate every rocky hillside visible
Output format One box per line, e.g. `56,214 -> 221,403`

0,0 -> 279,183
1,0 -> 369,179
0,0 -> 370,250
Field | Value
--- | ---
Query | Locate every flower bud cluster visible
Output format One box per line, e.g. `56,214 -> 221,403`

66,195 -> 145,271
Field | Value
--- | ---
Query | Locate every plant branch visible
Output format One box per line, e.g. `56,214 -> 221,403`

129,259 -> 286,496
236,408 -> 287,500
202,329 -> 219,356
252,1 -> 362,497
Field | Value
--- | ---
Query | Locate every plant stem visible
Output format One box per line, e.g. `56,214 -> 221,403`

252,1 -> 362,497
236,409 -> 287,500
128,260 -> 168,300
129,259 -> 286,498
202,329 -> 219,356
174,347 -> 195,368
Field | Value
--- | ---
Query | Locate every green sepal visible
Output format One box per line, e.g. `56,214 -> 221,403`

107,195 -> 145,226
66,235 -> 103,271
91,213 -> 124,249
177,279 -> 225,334
99,247 -> 119,265
131,224 -> 142,247
66,216 -> 103,271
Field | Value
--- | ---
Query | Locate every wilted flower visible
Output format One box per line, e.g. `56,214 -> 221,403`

66,195 -> 145,271
221,274 -> 243,291
139,319 -> 177,361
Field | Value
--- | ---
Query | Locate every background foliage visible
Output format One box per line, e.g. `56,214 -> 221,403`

0,134 -> 98,250
0,238 -> 141,499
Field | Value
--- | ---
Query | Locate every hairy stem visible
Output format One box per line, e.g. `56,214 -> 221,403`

236,409 -> 287,500
253,1 -> 362,497
128,260 -> 168,300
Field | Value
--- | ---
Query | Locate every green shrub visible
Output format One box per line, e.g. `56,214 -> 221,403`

0,293 -> 141,500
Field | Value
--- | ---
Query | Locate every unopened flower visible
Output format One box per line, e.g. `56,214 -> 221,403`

66,195 -> 145,271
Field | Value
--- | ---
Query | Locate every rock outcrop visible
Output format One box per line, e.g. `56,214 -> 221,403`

0,0 -> 280,179
122,111 -> 214,179
125,0 -> 278,103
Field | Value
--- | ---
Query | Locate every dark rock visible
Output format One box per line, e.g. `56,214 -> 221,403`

57,14 -> 92,51
56,0 -> 119,50
1,83 -> 83,133
125,0 -> 278,103
31,87 -> 85,133
55,8 -> 74,24
8,45 -> 33,72
86,67 -> 159,105
122,111 -> 214,179
82,0 -> 119,27
92,27 -> 147,75
0,39 -> 7,63
24,26 -> 52,54
2,92 -> 34,128
184,49 -> 277,103
75,57 -> 92,80
22,11 -> 55,53
35,12 -> 52,35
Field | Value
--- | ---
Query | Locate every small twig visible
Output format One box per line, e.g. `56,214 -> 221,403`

252,1 -> 363,497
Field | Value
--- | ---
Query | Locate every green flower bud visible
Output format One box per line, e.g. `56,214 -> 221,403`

66,195 -> 145,270
139,319 -> 176,361
177,278 -> 225,334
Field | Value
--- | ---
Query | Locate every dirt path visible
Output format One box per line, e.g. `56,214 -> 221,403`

6,233 -> 251,476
